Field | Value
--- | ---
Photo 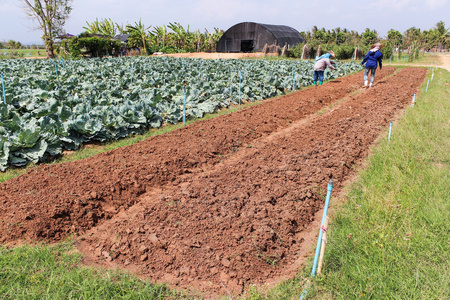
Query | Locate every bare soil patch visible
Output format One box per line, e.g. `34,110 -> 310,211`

157,52 -> 265,59
0,67 -> 428,298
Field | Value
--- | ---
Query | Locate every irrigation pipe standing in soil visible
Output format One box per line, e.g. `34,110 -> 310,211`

183,86 -> 187,125
299,179 -> 334,300
388,122 -> 393,144
1,73 -> 5,104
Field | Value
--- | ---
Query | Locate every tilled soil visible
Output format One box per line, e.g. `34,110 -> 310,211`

0,67 -> 428,298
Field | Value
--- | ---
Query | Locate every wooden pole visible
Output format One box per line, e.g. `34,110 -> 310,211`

317,215 -> 329,275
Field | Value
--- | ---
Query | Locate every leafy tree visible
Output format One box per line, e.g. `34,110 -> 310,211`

21,0 -> 73,58
362,28 -> 379,45
6,40 -> 22,49
58,35 -> 122,58
387,29 -> 402,49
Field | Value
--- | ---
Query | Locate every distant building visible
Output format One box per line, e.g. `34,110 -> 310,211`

217,22 -> 304,53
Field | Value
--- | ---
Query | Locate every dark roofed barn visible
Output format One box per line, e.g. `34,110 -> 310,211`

217,22 -> 304,53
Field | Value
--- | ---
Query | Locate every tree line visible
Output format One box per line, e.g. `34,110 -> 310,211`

82,19 -> 224,55
289,22 -> 449,61
17,0 -> 450,59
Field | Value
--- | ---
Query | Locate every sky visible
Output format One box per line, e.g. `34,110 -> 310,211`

1,0 -> 449,45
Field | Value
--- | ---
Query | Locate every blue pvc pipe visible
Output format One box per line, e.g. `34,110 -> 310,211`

293,65 -> 297,91
388,122 -> 393,143
311,179 -> 334,276
299,284 -> 310,300
299,179 -> 334,300
130,63 -> 134,89
426,79 -> 430,92
239,70 -> 241,109
183,86 -> 187,125
54,60 -> 59,82
411,93 -> 416,108
1,73 -> 6,104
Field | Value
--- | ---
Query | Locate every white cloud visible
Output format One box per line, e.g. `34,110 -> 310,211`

426,0 -> 449,9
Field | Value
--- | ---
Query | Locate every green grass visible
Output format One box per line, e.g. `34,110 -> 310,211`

0,49 -> 46,59
0,240 -> 194,299
385,51 -> 442,67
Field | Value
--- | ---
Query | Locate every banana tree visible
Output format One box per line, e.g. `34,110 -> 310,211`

126,19 -> 152,55
84,18 -> 117,37
208,28 -> 224,52
192,29 -> 202,52
168,22 -> 189,49
152,25 -> 168,48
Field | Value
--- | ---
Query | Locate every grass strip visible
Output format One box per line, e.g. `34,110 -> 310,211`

0,240 -> 195,299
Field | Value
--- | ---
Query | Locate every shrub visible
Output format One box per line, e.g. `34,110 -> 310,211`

57,36 -> 123,59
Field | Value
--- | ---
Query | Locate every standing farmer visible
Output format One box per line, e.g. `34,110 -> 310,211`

361,42 -> 383,88
314,50 -> 337,85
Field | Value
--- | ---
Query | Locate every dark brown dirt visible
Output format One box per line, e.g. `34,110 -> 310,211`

0,67 -> 428,298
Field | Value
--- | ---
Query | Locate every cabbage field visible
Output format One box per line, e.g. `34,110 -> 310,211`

0,57 -> 363,171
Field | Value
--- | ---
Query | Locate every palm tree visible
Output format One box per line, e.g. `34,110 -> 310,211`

126,19 -> 151,55
433,21 -> 450,51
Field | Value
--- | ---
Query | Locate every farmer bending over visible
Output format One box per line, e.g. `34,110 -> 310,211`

314,50 -> 337,85
361,42 -> 383,88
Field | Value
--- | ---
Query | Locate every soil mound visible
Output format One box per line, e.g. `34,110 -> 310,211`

0,67 -> 428,297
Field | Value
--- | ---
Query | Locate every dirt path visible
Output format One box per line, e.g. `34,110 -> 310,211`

438,52 -> 450,71
0,67 -> 428,298
385,52 -> 450,71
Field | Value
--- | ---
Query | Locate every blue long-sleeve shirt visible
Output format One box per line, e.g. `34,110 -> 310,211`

361,49 -> 383,69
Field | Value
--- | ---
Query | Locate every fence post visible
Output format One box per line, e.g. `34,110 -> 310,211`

317,215 -> 329,275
